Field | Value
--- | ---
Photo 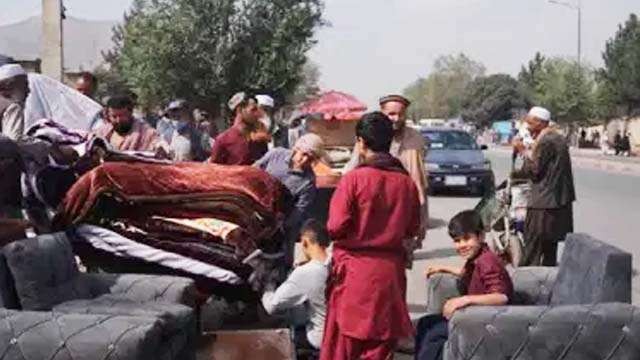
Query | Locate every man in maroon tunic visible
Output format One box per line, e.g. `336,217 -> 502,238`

210,92 -> 265,165
322,112 -> 421,360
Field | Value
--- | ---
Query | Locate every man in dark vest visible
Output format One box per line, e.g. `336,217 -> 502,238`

512,106 -> 576,266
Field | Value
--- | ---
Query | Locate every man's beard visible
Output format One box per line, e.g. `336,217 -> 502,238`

113,123 -> 133,135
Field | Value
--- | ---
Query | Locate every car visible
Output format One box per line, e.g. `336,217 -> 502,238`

421,127 -> 495,196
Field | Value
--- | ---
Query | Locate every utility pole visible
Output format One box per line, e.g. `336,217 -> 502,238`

549,0 -> 582,65
41,0 -> 64,81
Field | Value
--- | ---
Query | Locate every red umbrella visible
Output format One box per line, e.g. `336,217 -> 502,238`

299,91 -> 367,121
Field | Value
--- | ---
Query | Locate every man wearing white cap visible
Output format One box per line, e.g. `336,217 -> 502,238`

254,133 -> 325,266
0,64 -> 29,140
512,106 -> 575,266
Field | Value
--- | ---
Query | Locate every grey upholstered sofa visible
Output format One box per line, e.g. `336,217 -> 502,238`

425,233 -> 639,359
0,232 -> 199,360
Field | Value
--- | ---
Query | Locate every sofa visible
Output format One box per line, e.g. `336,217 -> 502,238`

424,233 -> 640,359
0,232 -> 199,360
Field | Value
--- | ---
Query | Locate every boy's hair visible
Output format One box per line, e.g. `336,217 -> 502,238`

448,210 -> 484,239
300,219 -> 330,248
355,111 -> 394,153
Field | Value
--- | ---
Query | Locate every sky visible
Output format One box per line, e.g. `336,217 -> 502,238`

2,0 -> 638,107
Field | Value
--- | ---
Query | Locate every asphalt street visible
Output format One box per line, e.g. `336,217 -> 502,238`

406,149 -> 640,318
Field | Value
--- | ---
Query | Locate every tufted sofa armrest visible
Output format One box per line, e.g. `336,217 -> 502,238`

510,267 -> 558,305
83,273 -> 198,307
0,308 -> 164,360
425,273 -> 464,315
444,303 -> 640,360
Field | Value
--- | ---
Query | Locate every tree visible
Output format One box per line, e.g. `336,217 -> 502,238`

461,74 -> 529,127
103,0 -> 325,115
600,13 -> 640,118
518,55 -> 596,125
518,52 -> 546,100
403,53 -> 486,119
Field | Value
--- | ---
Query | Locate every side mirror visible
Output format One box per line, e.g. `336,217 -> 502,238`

480,144 -> 488,150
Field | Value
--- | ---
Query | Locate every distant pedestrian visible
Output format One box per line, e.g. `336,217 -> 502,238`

512,107 -> 575,266
614,131 -> 623,155
621,133 -> 631,157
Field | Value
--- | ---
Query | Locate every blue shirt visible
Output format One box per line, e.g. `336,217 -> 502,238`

254,148 -> 317,229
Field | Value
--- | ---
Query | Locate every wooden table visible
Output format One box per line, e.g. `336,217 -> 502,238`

197,328 -> 294,360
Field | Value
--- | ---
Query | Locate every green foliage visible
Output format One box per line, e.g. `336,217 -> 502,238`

600,13 -> 640,117
518,56 -> 596,125
103,0 -> 324,114
403,53 -> 486,119
461,74 -> 529,127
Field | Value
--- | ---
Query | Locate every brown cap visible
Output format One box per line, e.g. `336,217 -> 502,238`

379,94 -> 411,107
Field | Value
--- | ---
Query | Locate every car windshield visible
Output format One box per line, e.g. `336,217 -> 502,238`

421,130 -> 478,150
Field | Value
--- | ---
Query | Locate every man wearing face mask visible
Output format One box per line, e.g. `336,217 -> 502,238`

163,100 -> 208,162
345,95 -> 429,261
512,106 -> 575,266
93,95 -> 169,156
0,64 -> 29,140
254,133 -> 325,266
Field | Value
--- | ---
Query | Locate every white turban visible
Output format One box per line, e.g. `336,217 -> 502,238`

528,106 -> 551,122
0,64 -> 26,82
294,133 -> 325,158
256,95 -> 275,108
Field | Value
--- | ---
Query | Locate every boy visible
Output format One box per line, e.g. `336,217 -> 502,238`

261,219 -> 329,350
416,210 -> 513,360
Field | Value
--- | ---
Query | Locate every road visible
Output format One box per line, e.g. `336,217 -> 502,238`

406,149 -> 640,319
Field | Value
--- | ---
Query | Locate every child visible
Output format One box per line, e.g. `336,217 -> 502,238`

261,219 -> 329,351
415,210 -> 513,360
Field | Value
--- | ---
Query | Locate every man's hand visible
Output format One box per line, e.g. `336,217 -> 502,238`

425,265 -> 462,278
512,138 -> 526,154
443,296 -> 471,319
155,147 -> 170,160
425,266 -> 447,278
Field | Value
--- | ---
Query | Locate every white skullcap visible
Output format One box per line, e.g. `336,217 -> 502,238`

0,64 -> 26,82
528,106 -> 551,122
256,95 -> 275,108
294,133 -> 325,158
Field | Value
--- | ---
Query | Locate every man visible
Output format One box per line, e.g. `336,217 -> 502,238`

512,106 -> 575,266
0,64 -> 29,140
74,72 -> 97,99
93,95 -> 168,155
346,95 -> 428,253
156,100 -> 184,143
254,133 -> 324,266
160,100 -> 208,161
261,219 -> 329,351
322,112 -> 421,360
256,94 -> 275,134
210,92 -> 265,165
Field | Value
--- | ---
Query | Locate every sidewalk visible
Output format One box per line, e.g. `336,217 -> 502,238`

491,145 -> 640,176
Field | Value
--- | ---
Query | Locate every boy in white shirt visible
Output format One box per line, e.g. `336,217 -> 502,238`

261,219 -> 329,350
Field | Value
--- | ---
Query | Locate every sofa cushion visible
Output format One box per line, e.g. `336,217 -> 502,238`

2,233 -> 94,310
53,295 -> 196,360
550,233 -> 632,305
53,295 -> 195,335
0,307 -> 164,360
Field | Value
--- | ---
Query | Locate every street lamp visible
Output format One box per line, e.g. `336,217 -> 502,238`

548,0 -> 582,65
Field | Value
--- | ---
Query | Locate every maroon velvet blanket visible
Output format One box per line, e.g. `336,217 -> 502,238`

57,162 -> 289,229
